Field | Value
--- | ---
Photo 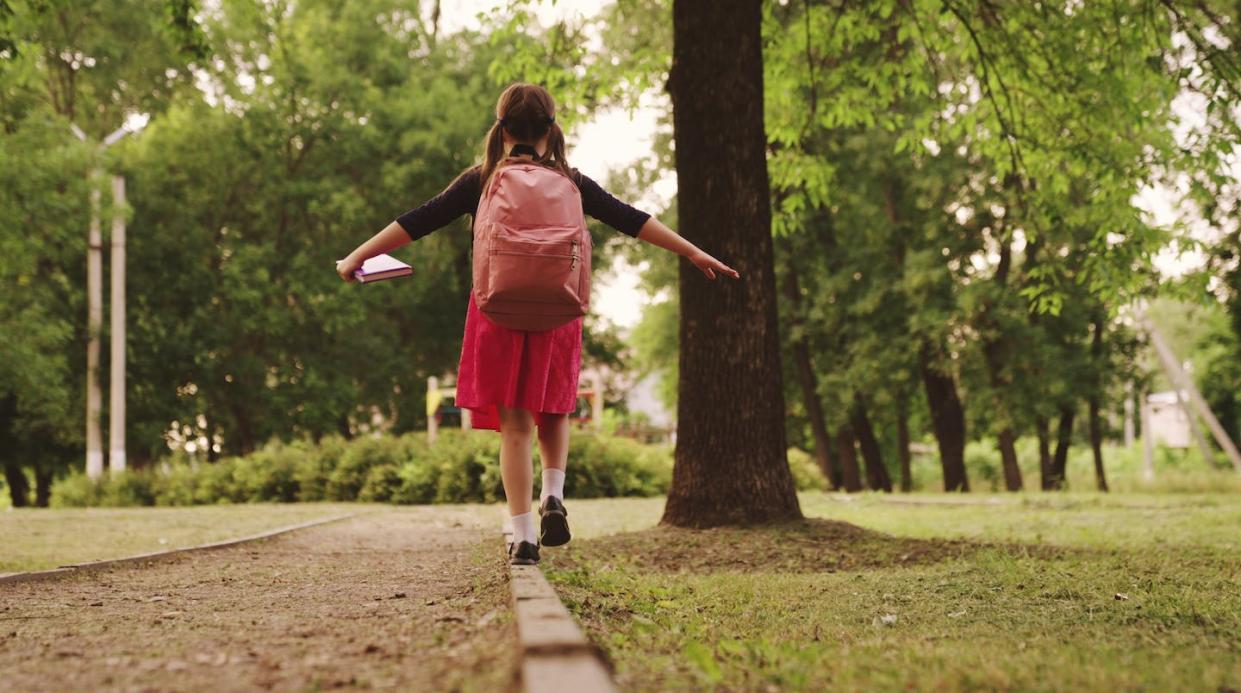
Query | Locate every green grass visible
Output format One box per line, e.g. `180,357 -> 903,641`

0,502 -> 362,573
541,492 -> 1241,691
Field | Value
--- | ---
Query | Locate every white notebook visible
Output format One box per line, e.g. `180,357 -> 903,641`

353,253 -> 413,283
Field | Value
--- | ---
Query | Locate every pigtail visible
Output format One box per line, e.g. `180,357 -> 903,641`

539,121 -> 574,183
478,119 -> 508,193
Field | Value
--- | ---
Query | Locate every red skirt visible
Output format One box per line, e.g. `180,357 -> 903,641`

454,291 -> 583,432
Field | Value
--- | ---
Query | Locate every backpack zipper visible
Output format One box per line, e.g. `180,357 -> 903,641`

571,240 -> 579,270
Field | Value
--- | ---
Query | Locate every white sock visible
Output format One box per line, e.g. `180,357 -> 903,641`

511,511 -> 537,546
540,468 -> 565,503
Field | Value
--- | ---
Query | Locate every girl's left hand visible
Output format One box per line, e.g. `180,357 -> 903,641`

688,251 -> 741,280
336,256 -> 363,282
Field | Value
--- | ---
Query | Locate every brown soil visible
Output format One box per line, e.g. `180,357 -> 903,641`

543,517 -> 1066,574
0,508 -> 519,692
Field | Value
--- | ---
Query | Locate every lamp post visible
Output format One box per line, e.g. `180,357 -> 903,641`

71,115 -> 147,477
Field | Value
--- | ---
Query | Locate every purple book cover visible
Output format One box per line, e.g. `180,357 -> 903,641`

354,253 -> 413,283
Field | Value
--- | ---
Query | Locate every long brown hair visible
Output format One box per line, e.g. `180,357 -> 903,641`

477,83 -> 575,192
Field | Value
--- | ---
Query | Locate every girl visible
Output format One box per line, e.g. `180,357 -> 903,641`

336,83 -> 740,565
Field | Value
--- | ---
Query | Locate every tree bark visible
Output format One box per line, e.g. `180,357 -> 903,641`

896,393 -> 912,492
835,422 -> 863,493
205,409 -> 219,463
1036,414 -> 1053,490
919,342 -> 969,491
1089,313 -> 1109,492
1050,406 -> 1075,490
661,0 -> 802,526
3,458 -> 29,508
997,427 -> 1022,492
781,247 -> 840,489
33,464 -> 53,508
980,237 -> 1022,491
851,395 -> 892,492
1089,397 -> 1108,492
1,394 -> 29,507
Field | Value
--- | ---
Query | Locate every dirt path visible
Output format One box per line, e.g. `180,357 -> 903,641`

0,507 -> 518,692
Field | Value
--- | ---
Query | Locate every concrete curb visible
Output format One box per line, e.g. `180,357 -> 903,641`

0,512 -> 359,586
503,522 -> 616,693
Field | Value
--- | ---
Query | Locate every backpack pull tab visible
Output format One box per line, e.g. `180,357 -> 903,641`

571,240 -> 578,270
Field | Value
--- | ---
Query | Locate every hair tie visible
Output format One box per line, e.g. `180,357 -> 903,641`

547,115 -> 555,125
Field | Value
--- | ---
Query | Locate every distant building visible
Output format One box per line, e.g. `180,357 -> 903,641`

626,371 -> 673,429
1146,390 -> 1191,448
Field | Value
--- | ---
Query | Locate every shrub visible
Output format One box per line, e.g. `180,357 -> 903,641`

233,440 -> 305,502
297,434 -> 348,502
431,430 -> 504,504
358,464 -> 403,503
50,473 -> 104,508
561,431 -> 672,498
326,435 -> 408,501
50,428 -> 679,507
786,448 -> 829,492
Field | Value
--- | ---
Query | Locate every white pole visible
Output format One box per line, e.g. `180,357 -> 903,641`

1123,381 -> 1135,448
73,119 -> 143,476
109,175 -> 127,474
1145,319 -> 1241,473
85,178 -> 105,479
427,376 -> 438,444
592,372 -> 603,430
1141,398 -> 1155,481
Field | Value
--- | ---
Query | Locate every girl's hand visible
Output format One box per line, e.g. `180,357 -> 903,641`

688,250 -> 741,281
336,256 -> 364,283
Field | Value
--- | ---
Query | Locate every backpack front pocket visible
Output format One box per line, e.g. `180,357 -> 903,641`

485,235 -> 584,305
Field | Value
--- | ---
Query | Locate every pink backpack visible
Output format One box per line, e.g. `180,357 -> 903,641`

472,160 -> 591,331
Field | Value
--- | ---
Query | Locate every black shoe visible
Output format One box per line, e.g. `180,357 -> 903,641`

539,496 -> 571,547
509,540 -> 540,565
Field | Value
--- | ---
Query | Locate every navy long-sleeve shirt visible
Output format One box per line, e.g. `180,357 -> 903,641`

395,165 -> 651,241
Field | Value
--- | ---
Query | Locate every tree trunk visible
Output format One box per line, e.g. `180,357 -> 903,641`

1089,396 -> 1108,492
3,458 -> 29,508
997,428 -> 1022,492
979,231 -> 1022,491
1089,312 -> 1109,492
851,395 -> 892,492
896,393 -> 912,492
33,464 -> 53,508
1036,414 -> 1053,490
661,0 -> 802,526
781,239 -> 840,489
835,422 -> 863,493
1050,406 -> 1075,490
919,342 -> 969,491
205,409 -> 219,462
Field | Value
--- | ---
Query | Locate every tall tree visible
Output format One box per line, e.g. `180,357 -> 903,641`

661,0 -> 801,527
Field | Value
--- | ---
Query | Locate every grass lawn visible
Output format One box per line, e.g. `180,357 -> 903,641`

0,503 -> 363,573
541,492 -> 1241,691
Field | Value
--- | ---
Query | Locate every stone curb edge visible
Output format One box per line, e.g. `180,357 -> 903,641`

502,522 -> 617,693
0,512 -> 360,585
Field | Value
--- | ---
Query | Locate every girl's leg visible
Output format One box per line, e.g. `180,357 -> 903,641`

536,412 -> 569,472
536,412 -> 569,502
498,404 -> 536,516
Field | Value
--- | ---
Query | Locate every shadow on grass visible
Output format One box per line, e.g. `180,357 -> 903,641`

546,517 -> 1070,574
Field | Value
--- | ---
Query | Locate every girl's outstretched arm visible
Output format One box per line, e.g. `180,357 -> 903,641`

336,222 -> 411,282
636,216 -> 741,281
